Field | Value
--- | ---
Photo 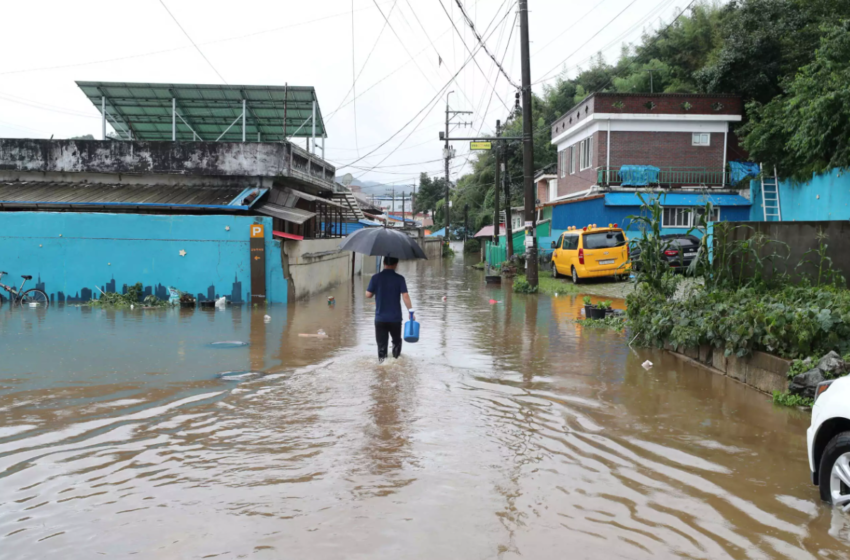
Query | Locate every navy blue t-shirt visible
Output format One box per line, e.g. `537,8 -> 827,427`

367,269 -> 408,323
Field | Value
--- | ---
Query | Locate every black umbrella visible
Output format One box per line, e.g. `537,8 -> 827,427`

338,227 -> 428,260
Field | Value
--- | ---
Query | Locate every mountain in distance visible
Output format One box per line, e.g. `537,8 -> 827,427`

336,177 -> 415,195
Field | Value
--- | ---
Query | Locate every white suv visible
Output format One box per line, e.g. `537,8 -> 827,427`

808,376 -> 850,509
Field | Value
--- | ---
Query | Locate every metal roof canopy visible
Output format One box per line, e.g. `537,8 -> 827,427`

76,81 -> 327,146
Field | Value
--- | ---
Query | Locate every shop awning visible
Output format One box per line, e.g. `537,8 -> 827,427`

254,203 -> 316,224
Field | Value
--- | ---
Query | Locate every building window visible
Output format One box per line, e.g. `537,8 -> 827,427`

559,150 -> 565,178
692,133 -> 710,146
662,207 -> 720,228
579,137 -> 593,171
569,146 -> 576,175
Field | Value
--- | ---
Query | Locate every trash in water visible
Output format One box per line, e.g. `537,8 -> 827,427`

263,314 -> 271,323
28,302 -> 39,307
489,299 -> 502,304
299,329 -> 328,338
167,286 -> 181,305
442,296 -> 447,302
217,371 -> 263,381
130,304 -> 134,310
642,360 -> 653,370
215,296 -> 227,308
327,296 -> 335,305
211,341 -> 249,348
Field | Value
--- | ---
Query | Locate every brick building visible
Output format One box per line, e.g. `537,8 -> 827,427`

549,93 -> 746,198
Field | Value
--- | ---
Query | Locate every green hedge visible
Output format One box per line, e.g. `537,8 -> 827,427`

627,285 -> 850,359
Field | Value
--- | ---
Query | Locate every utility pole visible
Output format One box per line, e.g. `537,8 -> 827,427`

504,149 -> 514,259
392,188 -> 395,224
493,119 -> 501,247
401,191 -> 405,227
443,91 -> 473,242
412,179 -> 417,221
519,0 -> 538,287
463,203 -> 469,243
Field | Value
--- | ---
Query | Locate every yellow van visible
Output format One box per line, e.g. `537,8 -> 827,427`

551,225 -> 630,283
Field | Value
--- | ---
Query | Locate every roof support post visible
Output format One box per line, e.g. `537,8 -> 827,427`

722,125 -> 728,187
321,136 -> 325,159
242,99 -> 247,142
101,96 -> 106,140
172,98 -> 176,141
311,100 -> 317,154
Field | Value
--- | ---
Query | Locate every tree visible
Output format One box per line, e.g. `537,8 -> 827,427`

413,173 -> 448,215
741,21 -> 850,181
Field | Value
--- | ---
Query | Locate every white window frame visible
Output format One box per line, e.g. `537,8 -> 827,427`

569,145 -> 576,175
579,137 -> 593,171
559,150 -> 566,178
548,178 -> 557,201
662,207 -> 721,228
692,132 -> 711,146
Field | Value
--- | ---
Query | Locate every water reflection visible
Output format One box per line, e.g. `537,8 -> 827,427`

0,257 -> 844,559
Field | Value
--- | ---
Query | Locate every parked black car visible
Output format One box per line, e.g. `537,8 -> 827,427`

630,234 -> 701,272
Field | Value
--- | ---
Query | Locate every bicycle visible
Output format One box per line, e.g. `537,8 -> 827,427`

0,271 -> 49,309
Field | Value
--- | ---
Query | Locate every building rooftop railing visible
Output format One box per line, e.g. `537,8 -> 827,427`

597,166 -> 731,189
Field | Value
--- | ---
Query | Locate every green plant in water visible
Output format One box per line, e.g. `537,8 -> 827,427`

772,391 -> 814,408
513,276 -> 538,294
576,316 -> 626,330
596,300 -> 613,311
442,243 -> 455,258
91,283 -> 144,307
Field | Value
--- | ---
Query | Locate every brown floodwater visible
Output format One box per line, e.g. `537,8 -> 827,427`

0,254 -> 847,559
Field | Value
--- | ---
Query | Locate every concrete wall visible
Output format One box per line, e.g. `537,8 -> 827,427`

723,220 -> 850,282
669,344 -> 789,396
0,212 -> 286,304
750,169 -> 850,222
282,238 -> 353,300
422,237 -> 443,259
0,139 -> 335,190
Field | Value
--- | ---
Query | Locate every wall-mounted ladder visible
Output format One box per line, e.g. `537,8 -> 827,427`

760,165 -> 782,221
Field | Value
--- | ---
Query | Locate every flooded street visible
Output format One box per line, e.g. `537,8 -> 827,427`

1,255 -> 847,559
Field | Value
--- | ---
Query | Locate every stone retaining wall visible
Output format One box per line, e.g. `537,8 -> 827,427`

666,343 -> 790,395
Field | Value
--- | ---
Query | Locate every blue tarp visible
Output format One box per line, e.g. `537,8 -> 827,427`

428,228 -> 446,237
604,193 -> 752,207
359,218 -> 383,226
619,165 -> 660,186
728,161 -> 761,185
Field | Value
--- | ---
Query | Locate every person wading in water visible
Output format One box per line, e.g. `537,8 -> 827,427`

365,257 -> 415,362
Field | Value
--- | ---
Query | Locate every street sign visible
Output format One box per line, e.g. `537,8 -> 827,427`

470,141 -> 492,150
250,224 -> 266,305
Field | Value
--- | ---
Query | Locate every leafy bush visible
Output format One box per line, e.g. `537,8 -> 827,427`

442,243 -> 455,257
627,284 -> 850,359
513,276 -> 538,294
773,391 -> 814,408
464,239 -> 480,254
91,283 -> 144,307
576,316 -> 626,330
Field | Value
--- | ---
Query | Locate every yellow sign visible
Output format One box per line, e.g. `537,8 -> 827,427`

470,141 -> 492,150
250,224 -> 264,238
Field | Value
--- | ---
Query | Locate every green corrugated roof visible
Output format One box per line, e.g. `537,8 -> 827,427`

76,81 -> 326,142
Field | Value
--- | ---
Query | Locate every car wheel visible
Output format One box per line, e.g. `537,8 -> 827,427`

819,431 -> 850,509
552,263 -> 560,278
571,266 -> 581,284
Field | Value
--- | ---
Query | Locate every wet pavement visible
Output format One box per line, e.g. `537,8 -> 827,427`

0,254 -> 847,559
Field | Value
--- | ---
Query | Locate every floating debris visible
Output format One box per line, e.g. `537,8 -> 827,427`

642,360 -> 653,370
216,371 -> 263,381
211,341 -> 249,348
264,314 -> 271,323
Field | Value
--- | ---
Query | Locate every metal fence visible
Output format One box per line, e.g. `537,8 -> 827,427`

597,166 -> 730,188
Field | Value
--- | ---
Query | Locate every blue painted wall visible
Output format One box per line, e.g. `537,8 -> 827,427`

751,169 -> 850,222
0,212 -> 286,304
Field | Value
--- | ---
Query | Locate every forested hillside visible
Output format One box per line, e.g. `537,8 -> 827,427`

424,0 -> 850,233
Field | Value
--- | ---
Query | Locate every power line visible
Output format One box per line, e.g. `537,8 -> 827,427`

338,3 -> 515,172
531,0 -> 613,56
157,0 -> 228,84
453,0 -> 518,88
436,0 -> 514,112
351,0 -> 360,155
533,0 -> 639,84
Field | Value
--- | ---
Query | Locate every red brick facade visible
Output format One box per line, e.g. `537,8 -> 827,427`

551,93 -> 744,196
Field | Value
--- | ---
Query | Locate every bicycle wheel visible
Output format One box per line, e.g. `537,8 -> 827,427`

20,289 -> 49,309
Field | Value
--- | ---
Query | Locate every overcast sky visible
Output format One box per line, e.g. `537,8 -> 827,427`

1,0 -> 695,190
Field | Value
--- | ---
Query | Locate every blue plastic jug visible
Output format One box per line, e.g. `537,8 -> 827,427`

404,311 -> 420,343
